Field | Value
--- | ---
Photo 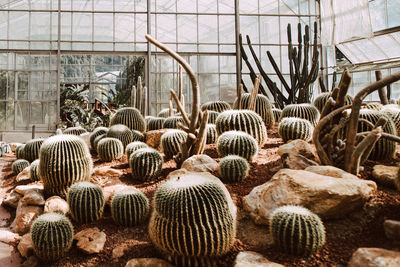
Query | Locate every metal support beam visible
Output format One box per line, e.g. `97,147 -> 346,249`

234,0 -> 241,98
146,0 -> 151,116
56,0 -> 61,130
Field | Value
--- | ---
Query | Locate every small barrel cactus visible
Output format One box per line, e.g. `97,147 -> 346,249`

201,100 -> 231,113
206,124 -> 218,144
219,155 -> 249,183
158,108 -> 177,118
31,213 -> 74,261
270,205 -> 326,256
381,106 -> 400,136
15,144 -> 26,159
272,108 -> 282,124
365,102 -> 383,111
89,127 -> 108,149
235,93 -> 275,129
126,141 -> 148,159
93,133 -> 107,151
107,124 -> 133,148
67,181 -> 105,223
24,138 -> 44,162
312,92 -> 353,112
280,103 -> 320,127
145,115 -> 155,125
129,148 -> 163,181
278,117 -> 314,142
97,138 -> 124,162
208,111 -> 220,124
163,116 -> 185,129
217,131 -> 258,161
216,110 -> 267,146
110,107 -> 146,132
132,130 -> 145,142
161,129 -> 187,160
111,188 -> 149,226
12,159 -> 29,175
147,117 -> 166,131
63,126 -> 87,136
30,159 -> 40,182
39,134 -> 93,197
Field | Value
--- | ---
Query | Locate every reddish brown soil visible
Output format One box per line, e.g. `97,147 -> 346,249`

1,127 -> 400,267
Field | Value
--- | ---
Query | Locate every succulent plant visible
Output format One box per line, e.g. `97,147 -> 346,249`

145,115 -> 156,125
129,148 -> 163,181
126,141 -> 148,159
15,144 -> 26,159
163,116 -> 185,129
206,124 -> 218,144
93,133 -> 107,151
272,108 -> 282,124
149,172 -> 236,266
312,92 -> 353,112
161,129 -> 187,160
147,117 -> 166,131
12,159 -> 29,175
89,127 -> 108,149
217,131 -> 258,161
278,117 -> 314,142
67,181 -> 105,223
107,124 -> 133,148
270,205 -> 326,256
30,159 -> 40,182
31,213 -> 74,261
24,138 -> 45,162
39,134 -> 93,197
110,107 -> 146,132
97,137 -> 124,162
381,106 -> 400,136
201,100 -> 231,113
365,102 -> 383,111
280,103 -> 320,127
218,155 -> 249,183
216,110 -> 267,146
111,188 -> 149,226
132,130 -> 145,142
208,111 -> 220,124
63,126 -> 87,136
235,93 -> 275,129
158,108 -> 177,118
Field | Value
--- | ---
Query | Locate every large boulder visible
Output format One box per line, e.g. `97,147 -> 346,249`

16,167 -> 31,183
2,190 -> 23,209
348,247 -> 400,267
243,167 -> 377,223
277,139 -> 319,162
11,202 -> 43,234
43,196 -> 69,215
372,165 -> 398,188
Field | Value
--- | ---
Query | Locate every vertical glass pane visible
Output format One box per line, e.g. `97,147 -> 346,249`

199,74 -> 219,102
136,14 -> 147,42
240,0 -> 258,14
178,15 -> 197,43
240,16 -> 259,44
73,0 -> 92,11
73,13 -> 92,41
9,12 -> 29,40
260,0 -> 279,14
94,0 -> 113,11
388,0 -> 400,28
0,11 -> 8,40
219,15 -> 235,43
177,0 -> 196,12
61,12 -> 72,40
115,14 -> 134,42
156,15 -> 176,43
156,0 -> 176,12
30,12 -> 51,40
198,0 -> 217,13
260,16 -> 280,44
115,0 -> 134,11
220,56 -> 236,73
198,15 -> 218,43
220,74 -> 236,103
15,102 -> 29,128
219,0 -> 234,13
94,13 -> 113,41
280,0 -> 299,15
369,0 -> 386,31
199,55 -> 219,73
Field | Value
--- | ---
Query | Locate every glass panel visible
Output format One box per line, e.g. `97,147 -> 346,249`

9,12 -> 29,40
388,0 -> 400,28
369,0 -> 386,31
94,13 -> 113,41
199,74 -> 219,103
260,0 -> 279,14
280,16 -> 299,45
219,0 -> 234,13
199,0 -> 217,13
73,0 -> 92,11
93,0 -> 113,11
177,0 -> 196,12
220,56 -> 236,73
156,0 -> 176,12
220,74 -> 236,103
73,13 -> 92,41
115,14 -> 134,42
156,14 -> 176,43
136,14 -> 147,42
300,0 -> 309,15
31,0 -> 52,10
280,0 -> 299,15
198,15 -> 218,43
240,0 -> 258,14
240,16 -> 259,44
15,102 -> 29,128
219,15 -> 235,43
260,16 -> 279,44
0,11 -> 7,40
178,15 -> 197,43
61,12 -> 72,40
199,55 -> 219,73
31,12 -> 51,40
115,0 -> 134,11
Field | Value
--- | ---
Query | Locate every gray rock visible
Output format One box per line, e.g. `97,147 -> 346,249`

348,247 -> 400,267
20,190 -> 45,206
372,165 -> 398,188
44,196 -> 69,215
17,233 -> 34,258
181,154 -> 219,173
2,190 -> 23,209
234,251 -> 283,267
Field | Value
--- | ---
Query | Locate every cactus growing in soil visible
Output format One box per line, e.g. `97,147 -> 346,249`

278,117 -> 314,142
381,106 -> 400,136
67,181 -> 105,223
201,100 -> 231,113
312,92 -> 353,112
30,159 -> 40,181
163,116 -> 185,129
158,108 -> 177,118
111,188 -> 149,226
126,141 -> 148,159
147,117 -> 166,131
97,138 -> 124,162
93,133 -> 107,151
217,131 -> 258,162
149,172 -> 236,266
107,124 -> 133,148
31,213 -> 74,261
206,124 -> 218,144
39,134 -> 93,197
110,107 -> 146,132
219,155 -> 249,183
208,111 -> 220,124
270,205 -> 326,256
161,129 -> 188,160
280,103 -> 320,126
365,102 -> 383,111
235,93 -> 275,129
63,126 -> 87,136
132,130 -> 145,142
216,110 -> 267,146
129,148 -> 163,181
24,138 -> 44,162
16,144 -> 26,159
12,159 -> 29,175
272,108 -> 282,124
90,127 -> 108,149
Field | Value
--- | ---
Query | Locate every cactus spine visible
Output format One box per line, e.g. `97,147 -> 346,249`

201,100 -> 231,113
278,117 -> 314,142
107,124 -> 134,148
235,93 -> 275,129
111,188 -> 149,226
129,148 -> 163,181
110,107 -> 146,132
24,138 -> 44,163
208,111 -> 220,124
161,129 -> 188,160
90,127 -> 108,149
206,124 -> 218,144
12,159 -> 29,175
126,141 -> 148,159
30,159 -> 40,182
15,144 -> 26,159
163,116 -> 185,129
147,117 -> 166,131
97,138 -> 124,162
219,155 -> 249,183
63,126 -> 87,136
217,131 -> 258,161
381,106 -> 400,136
93,133 -> 107,151
280,103 -> 320,127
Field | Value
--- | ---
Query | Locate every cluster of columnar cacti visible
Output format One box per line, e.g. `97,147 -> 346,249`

149,173 -> 236,266
272,108 -> 282,124
163,116 -> 185,129
278,117 -> 314,142
63,126 -> 87,136
219,155 -> 249,183
111,188 -> 149,226
217,131 -> 258,162
110,107 -> 146,132
208,111 -> 220,124
12,159 -> 29,175
201,100 -> 231,113
129,148 -> 163,181
67,181 -> 105,223
216,110 -> 267,146
107,124 -> 133,148
30,213 -> 74,261
365,102 -> 383,111
90,127 -> 108,149
39,135 -> 93,197
126,141 -> 148,159
235,93 -> 275,129
158,108 -> 177,118
161,129 -> 188,159
147,117 -> 166,131
280,103 -> 320,126
312,92 -> 353,112
381,106 -> 400,135
96,138 -> 124,162
206,124 -> 218,144
24,138 -> 44,162
30,159 -> 40,181
15,144 -> 25,159
270,205 -> 326,256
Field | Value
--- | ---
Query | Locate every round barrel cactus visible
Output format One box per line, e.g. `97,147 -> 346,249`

63,126 -> 87,136
15,144 -> 26,159
39,135 -> 93,197
201,100 -> 231,113
93,133 -> 107,151
129,148 -> 163,181
126,141 -> 148,159
90,127 -> 108,149
235,93 -> 275,129
67,181 -> 105,223
111,188 -> 149,226
161,129 -> 187,160
217,131 -> 258,161
97,137 -> 124,162
216,110 -> 267,146
107,124 -> 133,148
163,116 -> 185,129
280,103 -> 320,127
312,92 -> 353,112
147,117 -> 166,131
208,111 -> 220,124
272,108 -> 282,124
219,155 -> 249,183
30,159 -> 40,182
158,108 -> 177,118
31,213 -> 74,261
149,172 -> 236,266
365,102 -> 383,111
24,138 -> 44,163
110,107 -> 146,132
278,117 -> 314,142
270,205 -> 325,256
132,130 -> 145,142
206,124 -> 218,144
381,106 -> 400,136
12,159 -> 29,175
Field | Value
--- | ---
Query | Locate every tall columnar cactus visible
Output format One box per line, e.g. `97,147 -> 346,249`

278,117 -> 314,142
147,117 -> 166,131
39,135 -> 93,197
107,124 -> 134,148
216,110 -> 267,146
24,138 -> 44,162
67,181 -> 105,223
270,205 -> 326,256
158,108 -> 177,118
90,127 -> 108,149
208,111 -> 220,124
30,213 -> 74,261
126,141 -> 148,159
30,159 -> 40,182
312,92 -> 353,112
201,100 -> 231,113
63,126 -> 87,136
161,129 -> 188,160
149,172 -> 236,266
111,188 -> 149,226
97,138 -> 124,162
365,102 -> 383,111
381,106 -> 400,136
219,155 -> 249,183
110,107 -> 146,132
12,159 -> 29,175
163,116 -> 185,129
15,144 -> 26,159
280,103 -> 320,127
272,108 -> 282,124
129,148 -> 163,181
206,124 -> 218,144
235,93 -> 275,129
217,131 -> 258,161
